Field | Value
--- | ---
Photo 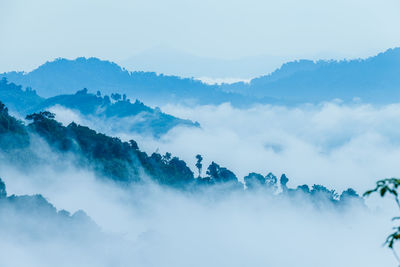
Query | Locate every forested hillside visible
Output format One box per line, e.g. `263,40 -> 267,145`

224,48 -> 400,103
0,177 -> 99,240
0,57 -> 254,106
2,48 -> 400,105
0,78 -> 199,137
0,100 -> 362,208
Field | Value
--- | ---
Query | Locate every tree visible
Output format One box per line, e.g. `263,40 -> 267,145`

0,102 -> 8,114
280,174 -> 289,191
195,154 -> 203,178
103,95 -> 111,105
129,139 -> 139,150
206,161 -> 238,184
162,152 -> 172,163
111,93 -> 122,101
364,178 -> 400,263
296,184 -> 310,194
0,177 -> 6,199
26,111 -> 55,122
76,88 -> 88,95
244,172 -> 265,190
310,184 -> 338,202
340,188 -> 359,200
265,172 -> 278,192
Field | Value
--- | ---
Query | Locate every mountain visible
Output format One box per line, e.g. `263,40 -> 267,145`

2,48 -> 399,106
34,88 -> 199,137
0,57 -> 255,106
0,177 -> 100,243
0,100 -> 362,207
223,48 -> 400,103
119,46 -> 284,79
0,79 -> 43,114
0,79 -> 199,137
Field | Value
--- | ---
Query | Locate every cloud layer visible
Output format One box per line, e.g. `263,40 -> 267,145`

47,102 -> 400,193
0,157 -> 396,267
2,103 -> 400,266
141,102 -> 400,191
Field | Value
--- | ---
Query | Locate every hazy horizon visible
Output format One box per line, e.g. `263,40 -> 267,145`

2,0 -> 400,77
2,1 -> 400,266
1,46 -> 399,82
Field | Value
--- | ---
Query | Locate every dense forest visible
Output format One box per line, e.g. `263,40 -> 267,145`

0,78 -> 199,137
0,99 -> 362,208
0,177 -> 100,241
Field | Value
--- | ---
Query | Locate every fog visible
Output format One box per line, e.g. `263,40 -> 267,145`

51,102 -> 400,193
0,150 -> 397,267
1,101 -> 398,266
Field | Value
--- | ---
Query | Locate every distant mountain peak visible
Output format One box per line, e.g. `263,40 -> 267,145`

1,47 -> 400,104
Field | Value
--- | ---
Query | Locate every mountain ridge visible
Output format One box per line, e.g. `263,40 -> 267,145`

231,47 -> 400,102
0,79 -> 199,137
2,47 -> 400,104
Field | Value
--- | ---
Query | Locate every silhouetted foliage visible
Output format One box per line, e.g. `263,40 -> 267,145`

0,101 -> 362,206
0,79 -> 43,113
310,184 -> 338,202
244,172 -> 265,190
0,77 -> 199,138
30,90 -> 198,137
23,110 -> 197,185
0,101 -> 29,149
26,111 -> 72,151
0,178 -> 6,199
145,152 -> 194,186
195,154 -> 203,178
111,93 -> 122,101
296,184 -> 310,194
26,111 -> 55,121
0,178 -> 99,240
206,161 -> 239,184
364,178 -> 400,261
280,174 -> 289,191
265,172 -> 278,191
129,139 -> 139,150
340,188 -> 359,200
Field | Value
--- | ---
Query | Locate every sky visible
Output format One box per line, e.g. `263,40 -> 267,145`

1,0 -> 400,77
2,2 -> 400,265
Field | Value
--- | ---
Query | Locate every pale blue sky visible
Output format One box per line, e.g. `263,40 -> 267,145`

1,0 -> 400,77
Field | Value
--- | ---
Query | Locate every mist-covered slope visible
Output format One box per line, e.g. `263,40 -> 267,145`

0,78 -> 199,137
0,99 -> 362,206
0,57 -> 253,106
0,101 -> 384,267
2,48 -> 400,105
0,176 -> 99,241
226,47 -> 400,103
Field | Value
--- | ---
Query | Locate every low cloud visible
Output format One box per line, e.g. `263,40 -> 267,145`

6,101 -> 397,266
148,102 -> 400,192
48,102 -> 400,192
0,155 -> 396,267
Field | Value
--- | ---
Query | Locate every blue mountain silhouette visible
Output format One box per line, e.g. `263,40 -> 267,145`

2,48 -> 400,104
